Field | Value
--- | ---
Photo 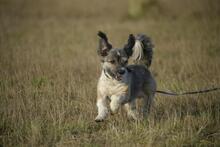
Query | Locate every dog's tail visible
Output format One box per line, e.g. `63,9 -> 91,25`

130,34 -> 154,68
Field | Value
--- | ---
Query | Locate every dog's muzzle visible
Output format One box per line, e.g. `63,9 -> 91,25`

104,68 -> 126,81
115,68 -> 126,80
117,69 -> 125,75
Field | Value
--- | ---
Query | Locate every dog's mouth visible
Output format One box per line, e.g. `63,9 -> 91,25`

104,69 -> 124,81
115,68 -> 126,80
115,74 -> 122,81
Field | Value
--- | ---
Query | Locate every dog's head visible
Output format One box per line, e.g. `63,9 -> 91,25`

97,31 -> 135,80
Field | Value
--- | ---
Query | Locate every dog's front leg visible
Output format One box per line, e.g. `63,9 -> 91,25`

110,95 -> 126,114
124,100 -> 140,121
95,97 -> 108,122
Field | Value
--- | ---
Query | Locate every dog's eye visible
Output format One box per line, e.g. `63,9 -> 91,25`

109,60 -> 115,64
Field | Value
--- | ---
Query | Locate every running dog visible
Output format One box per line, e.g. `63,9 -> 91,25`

95,31 -> 156,122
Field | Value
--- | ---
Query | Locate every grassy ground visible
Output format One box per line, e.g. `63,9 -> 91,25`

0,0 -> 220,146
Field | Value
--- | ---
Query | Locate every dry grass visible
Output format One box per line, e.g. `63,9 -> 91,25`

0,0 -> 220,146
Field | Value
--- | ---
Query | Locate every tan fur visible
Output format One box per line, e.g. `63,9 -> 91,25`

95,32 -> 155,122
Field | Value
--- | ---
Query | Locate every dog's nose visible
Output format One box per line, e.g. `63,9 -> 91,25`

117,69 -> 125,75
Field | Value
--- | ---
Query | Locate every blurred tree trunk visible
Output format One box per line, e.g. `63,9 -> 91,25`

128,0 -> 147,18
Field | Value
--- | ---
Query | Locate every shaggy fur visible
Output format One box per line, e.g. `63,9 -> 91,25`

95,31 -> 156,121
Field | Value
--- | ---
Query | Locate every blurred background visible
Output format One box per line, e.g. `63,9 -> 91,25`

0,0 -> 220,146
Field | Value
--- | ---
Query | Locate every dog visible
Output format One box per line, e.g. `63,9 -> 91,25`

95,31 -> 156,122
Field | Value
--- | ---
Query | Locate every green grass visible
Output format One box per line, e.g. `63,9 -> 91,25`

0,0 -> 220,146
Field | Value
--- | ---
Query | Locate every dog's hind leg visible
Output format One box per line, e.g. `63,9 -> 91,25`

142,93 -> 154,118
95,97 -> 108,122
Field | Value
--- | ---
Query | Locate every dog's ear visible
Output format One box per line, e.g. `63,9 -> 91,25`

124,34 -> 135,57
97,31 -> 112,56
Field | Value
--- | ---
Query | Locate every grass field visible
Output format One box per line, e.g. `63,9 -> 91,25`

0,0 -> 220,146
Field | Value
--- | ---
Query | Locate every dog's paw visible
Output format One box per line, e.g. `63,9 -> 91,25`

95,116 -> 105,122
110,111 -> 115,115
127,111 -> 142,121
110,103 -> 120,114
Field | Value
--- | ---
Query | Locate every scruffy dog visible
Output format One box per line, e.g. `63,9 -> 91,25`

95,31 -> 156,122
